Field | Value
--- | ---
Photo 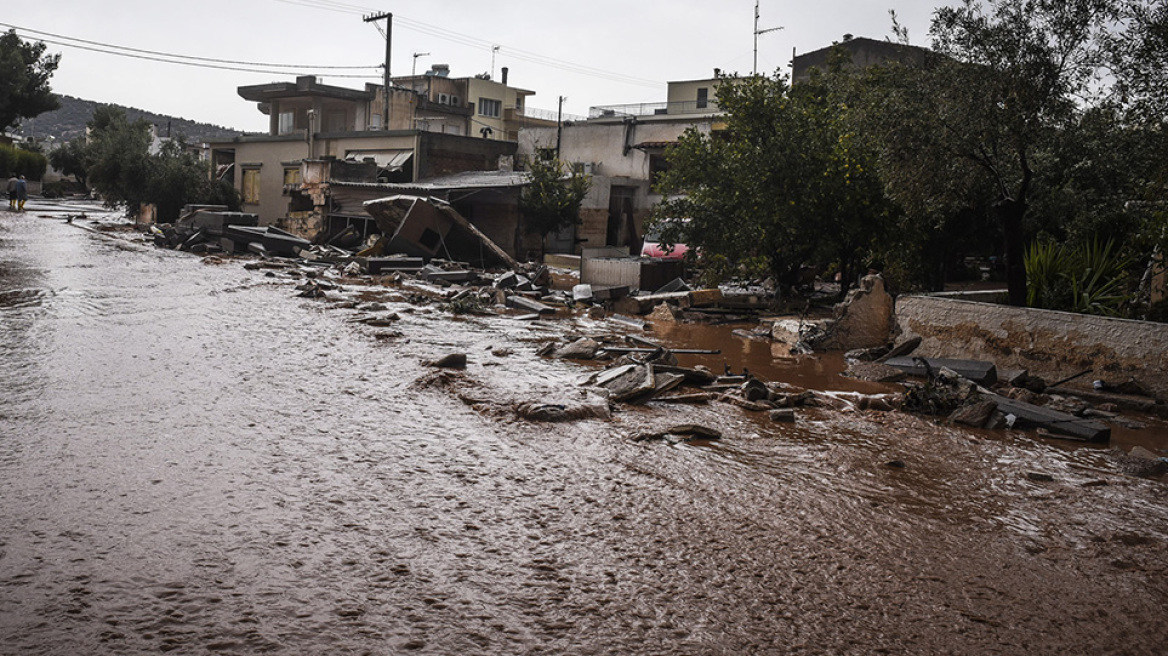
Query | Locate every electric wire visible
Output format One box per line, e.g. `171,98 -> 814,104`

269,0 -> 665,88
0,22 -> 376,71
21,36 -> 381,78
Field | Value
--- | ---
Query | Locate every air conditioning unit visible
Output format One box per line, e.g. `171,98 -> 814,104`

450,96 -> 460,107
437,93 -> 450,105
574,162 -> 597,175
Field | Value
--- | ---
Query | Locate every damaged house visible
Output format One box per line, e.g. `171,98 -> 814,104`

205,66 -> 556,242
517,74 -> 729,254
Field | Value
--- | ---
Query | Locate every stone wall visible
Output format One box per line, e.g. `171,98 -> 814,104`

895,295 -> 1168,400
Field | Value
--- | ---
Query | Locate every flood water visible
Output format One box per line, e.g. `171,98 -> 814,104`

3,207 -> 1168,655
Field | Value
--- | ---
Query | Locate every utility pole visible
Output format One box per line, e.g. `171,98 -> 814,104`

364,12 -> 392,129
412,52 -> 430,76
753,0 -> 782,76
556,96 -> 564,157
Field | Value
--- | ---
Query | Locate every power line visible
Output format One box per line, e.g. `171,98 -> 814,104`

25,36 -> 380,78
0,22 -> 376,71
269,0 -> 665,88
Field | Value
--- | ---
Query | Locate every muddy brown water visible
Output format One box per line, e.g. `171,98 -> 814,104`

2,209 -> 1167,655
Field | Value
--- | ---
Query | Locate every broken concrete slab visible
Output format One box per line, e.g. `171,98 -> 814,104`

506,295 -> 556,315
516,402 -> 611,422
429,353 -> 468,369
879,336 -> 922,362
599,364 -> 656,402
421,265 -> 477,284
651,364 -> 718,386
884,356 -> 998,387
225,225 -> 312,258
988,393 -> 1110,442
367,256 -> 425,274
949,399 -> 999,428
665,424 -> 722,439
818,274 -> 895,351
554,337 -> 601,360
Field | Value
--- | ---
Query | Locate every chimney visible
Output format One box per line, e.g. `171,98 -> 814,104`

501,67 -> 509,85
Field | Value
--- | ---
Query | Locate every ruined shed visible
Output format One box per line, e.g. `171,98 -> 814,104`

374,170 -> 535,258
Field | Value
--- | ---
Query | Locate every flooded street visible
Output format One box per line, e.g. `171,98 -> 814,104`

3,208 -> 1168,655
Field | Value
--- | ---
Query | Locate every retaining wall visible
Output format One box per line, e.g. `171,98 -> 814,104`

895,295 -> 1168,400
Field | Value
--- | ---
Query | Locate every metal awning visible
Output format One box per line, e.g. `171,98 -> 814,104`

344,149 -> 414,172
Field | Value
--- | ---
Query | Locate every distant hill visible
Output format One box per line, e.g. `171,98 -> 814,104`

15,95 -> 250,143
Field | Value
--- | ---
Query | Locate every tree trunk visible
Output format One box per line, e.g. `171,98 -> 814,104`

997,198 -> 1027,307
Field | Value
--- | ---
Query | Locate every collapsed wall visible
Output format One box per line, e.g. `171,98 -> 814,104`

895,296 -> 1168,401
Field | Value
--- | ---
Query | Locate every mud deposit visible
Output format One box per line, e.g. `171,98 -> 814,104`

2,209 -> 1167,655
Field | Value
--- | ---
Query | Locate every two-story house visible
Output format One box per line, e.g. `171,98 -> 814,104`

206,66 -> 553,240
518,74 -> 727,254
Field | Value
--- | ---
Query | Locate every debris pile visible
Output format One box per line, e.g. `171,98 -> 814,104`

138,198 -> 1164,464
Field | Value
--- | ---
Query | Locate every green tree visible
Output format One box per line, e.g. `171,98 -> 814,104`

145,140 -> 240,222
519,155 -> 590,254
870,0 -> 1159,306
84,106 -> 239,221
84,106 -> 153,215
0,29 -> 60,133
655,65 -> 896,297
49,137 -> 89,187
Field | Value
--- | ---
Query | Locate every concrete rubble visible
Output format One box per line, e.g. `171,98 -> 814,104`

138,210 -> 1166,461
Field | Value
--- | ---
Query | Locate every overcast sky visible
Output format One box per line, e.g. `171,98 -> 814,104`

10,0 -> 957,135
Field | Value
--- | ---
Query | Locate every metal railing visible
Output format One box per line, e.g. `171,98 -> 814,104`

510,105 -> 588,122
587,100 -> 722,119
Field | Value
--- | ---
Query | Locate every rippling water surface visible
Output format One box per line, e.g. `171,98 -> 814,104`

2,209 -> 1167,655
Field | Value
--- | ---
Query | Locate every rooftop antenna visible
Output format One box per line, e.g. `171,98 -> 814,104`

491,45 -> 501,80
412,52 -> 430,76
753,0 -> 783,76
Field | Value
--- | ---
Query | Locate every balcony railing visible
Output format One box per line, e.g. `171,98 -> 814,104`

588,100 -> 722,119
508,106 -> 588,123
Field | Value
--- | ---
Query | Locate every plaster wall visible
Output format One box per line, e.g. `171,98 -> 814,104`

230,139 -> 308,227
895,295 -> 1168,400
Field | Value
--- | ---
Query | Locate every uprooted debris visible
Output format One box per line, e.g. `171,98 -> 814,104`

409,368 -> 612,424
633,424 -> 723,443
896,361 -> 1114,442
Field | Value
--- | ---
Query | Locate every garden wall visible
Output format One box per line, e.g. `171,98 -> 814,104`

895,295 -> 1168,401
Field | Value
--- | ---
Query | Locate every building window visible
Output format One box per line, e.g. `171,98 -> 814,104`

242,168 -> 261,204
283,167 -> 301,186
478,98 -> 501,118
324,110 -> 347,132
696,88 -> 709,109
649,154 -> 670,188
278,111 -> 295,135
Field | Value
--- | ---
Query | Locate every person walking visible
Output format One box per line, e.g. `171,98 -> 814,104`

6,173 -> 17,211
16,176 -> 28,212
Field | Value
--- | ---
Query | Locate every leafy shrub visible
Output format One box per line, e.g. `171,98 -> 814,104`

1025,238 -> 1133,316
0,143 -> 48,180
